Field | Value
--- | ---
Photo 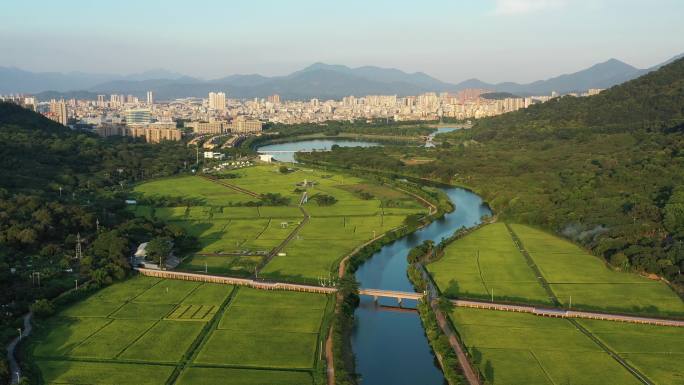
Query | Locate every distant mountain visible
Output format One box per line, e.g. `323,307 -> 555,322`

454,58 -> 647,96
4,53 -> 682,100
0,67 -> 193,94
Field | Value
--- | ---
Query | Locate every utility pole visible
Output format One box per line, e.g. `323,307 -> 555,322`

75,233 -> 83,260
74,279 -> 78,290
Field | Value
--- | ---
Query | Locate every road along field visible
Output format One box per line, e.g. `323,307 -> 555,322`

131,165 -> 427,282
28,276 -> 332,385
427,223 -> 552,304
508,224 -> 684,317
450,307 -> 672,385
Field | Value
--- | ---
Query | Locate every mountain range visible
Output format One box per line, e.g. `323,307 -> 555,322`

1,53 -> 681,101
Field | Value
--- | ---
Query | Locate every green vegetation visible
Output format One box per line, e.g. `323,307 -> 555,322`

451,307 -> 644,385
510,224 -> 684,315
577,320 -> 684,385
132,164 -> 426,282
26,276 -> 330,384
298,58 -> 684,292
0,102 -> 197,381
428,223 -> 551,304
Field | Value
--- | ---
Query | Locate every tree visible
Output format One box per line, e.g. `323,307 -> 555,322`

279,165 -> 289,174
146,236 -> 173,266
609,252 -> 630,271
30,298 -> 55,318
312,194 -> 337,206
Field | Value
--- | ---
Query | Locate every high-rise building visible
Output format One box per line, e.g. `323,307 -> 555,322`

48,99 -> 68,126
208,92 -> 226,110
267,94 -> 281,104
97,95 -> 105,107
147,91 -> 154,105
125,108 -> 152,126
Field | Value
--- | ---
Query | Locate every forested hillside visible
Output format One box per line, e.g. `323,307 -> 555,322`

0,103 -> 195,382
300,58 -> 684,291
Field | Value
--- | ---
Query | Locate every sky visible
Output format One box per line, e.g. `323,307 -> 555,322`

1,0 -> 683,83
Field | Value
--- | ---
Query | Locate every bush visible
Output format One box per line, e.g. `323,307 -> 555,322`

30,299 -> 55,318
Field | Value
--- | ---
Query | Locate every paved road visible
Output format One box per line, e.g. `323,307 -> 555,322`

7,312 -> 32,384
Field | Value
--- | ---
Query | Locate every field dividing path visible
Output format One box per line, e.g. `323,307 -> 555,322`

7,312 -> 32,384
200,175 -> 261,198
504,223 -> 655,385
258,207 -> 310,273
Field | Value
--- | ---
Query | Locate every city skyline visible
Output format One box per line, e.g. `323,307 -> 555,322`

1,0 -> 683,83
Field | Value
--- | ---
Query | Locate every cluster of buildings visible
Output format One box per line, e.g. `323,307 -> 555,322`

1,86 -> 605,142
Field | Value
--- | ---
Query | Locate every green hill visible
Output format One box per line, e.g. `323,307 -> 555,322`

473,57 -> 684,137
299,58 -> 684,291
0,103 -> 194,372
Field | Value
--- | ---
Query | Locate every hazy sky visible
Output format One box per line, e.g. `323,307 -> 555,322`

1,0 -> 683,83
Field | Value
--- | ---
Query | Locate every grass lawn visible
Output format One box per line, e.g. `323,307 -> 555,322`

175,367 -> 313,385
428,223 -> 550,304
510,224 -> 684,315
450,307 -> 642,385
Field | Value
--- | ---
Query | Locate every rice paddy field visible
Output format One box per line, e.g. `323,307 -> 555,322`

130,165 -> 426,281
450,307 -> 682,385
427,223 -> 551,304
509,224 -> 684,316
29,277 -> 331,385
428,222 -> 684,317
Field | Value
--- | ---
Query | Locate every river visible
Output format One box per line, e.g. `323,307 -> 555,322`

352,188 -> 491,384
257,139 -> 380,162
256,136 -> 492,384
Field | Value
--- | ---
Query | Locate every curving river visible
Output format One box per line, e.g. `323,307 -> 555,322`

352,187 -> 491,384
257,135 -> 492,384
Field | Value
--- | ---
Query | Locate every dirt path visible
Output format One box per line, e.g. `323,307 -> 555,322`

257,207 -> 310,274
7,312 -> 32,384
200,175 -> 261,198
325,324 -> 335,385
432,303 -> 482,385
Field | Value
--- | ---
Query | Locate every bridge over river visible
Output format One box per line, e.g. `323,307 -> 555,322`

136,268 -> 684,328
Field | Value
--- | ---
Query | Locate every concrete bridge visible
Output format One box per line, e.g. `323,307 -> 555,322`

358,288 -> 423,305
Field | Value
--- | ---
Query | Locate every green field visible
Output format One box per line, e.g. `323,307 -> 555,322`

428,223 -> 551,304
131,165 -> 425,281
451,307 -> 645,385
509,224 -> 684,315
30,277 -> 331,385
195,287 -> 329,369
577,320 -> 684,385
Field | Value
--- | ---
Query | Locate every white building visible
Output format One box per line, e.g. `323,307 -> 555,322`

208,92 -> 226,111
